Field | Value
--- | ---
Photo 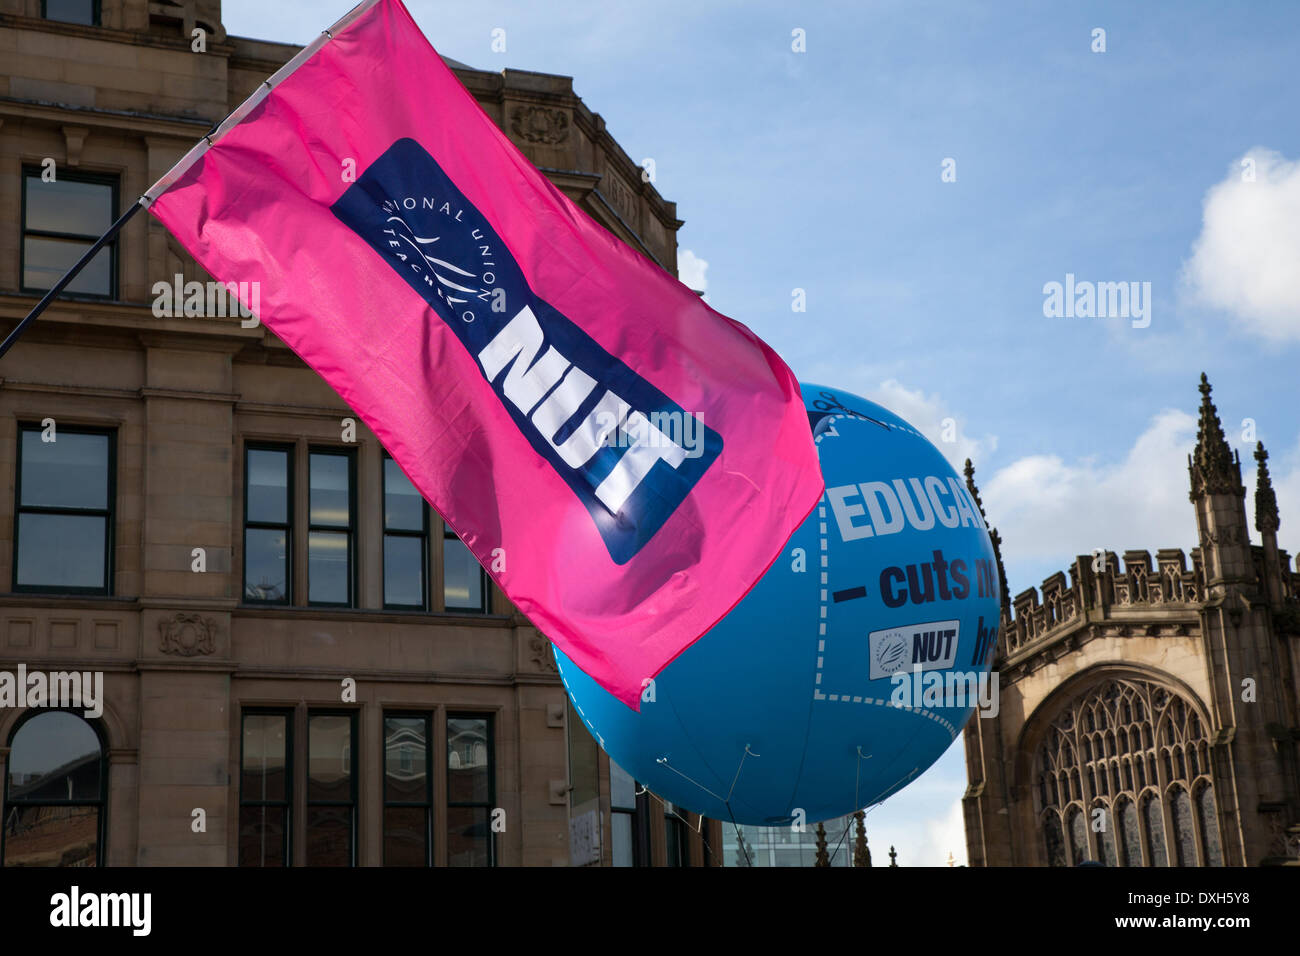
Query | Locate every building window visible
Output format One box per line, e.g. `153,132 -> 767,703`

308,449 -> 355,606
14,424 -> 113,594
239,711 -> 291,866
446,715 -> 494,866
306,712 -> 356,866
243,445 -> 292,603
43,0 -> 101,26
383,713 -> 432,866
22,167 -> 115,296
1035,677 -> 1215,867
2,710 -> 106,867
443,528 -> 488,613
383,455 -> 428,610
610,759 -> 650,867
664,801 -> 688,867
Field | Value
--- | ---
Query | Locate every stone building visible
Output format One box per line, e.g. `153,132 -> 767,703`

962,375 -> 1300,866
0,0 -> 721,866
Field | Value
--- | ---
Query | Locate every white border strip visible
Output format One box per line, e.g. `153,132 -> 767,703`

141,0 -> 384,207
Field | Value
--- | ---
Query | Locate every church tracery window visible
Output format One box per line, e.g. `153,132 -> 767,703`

1034,677 -> 1220,866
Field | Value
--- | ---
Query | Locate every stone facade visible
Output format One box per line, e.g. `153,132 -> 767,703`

963,375 -> 1300,866
0,0 -> 717,866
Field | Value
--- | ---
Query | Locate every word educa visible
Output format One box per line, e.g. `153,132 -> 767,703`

826,476 -> 985,541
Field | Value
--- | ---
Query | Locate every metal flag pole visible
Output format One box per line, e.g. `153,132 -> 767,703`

0,2 -> 378,363
0,198 -> 145,360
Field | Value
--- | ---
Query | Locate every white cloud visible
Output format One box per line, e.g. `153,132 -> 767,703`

1182,148 -> 1300,341
922,798 -> 968,868
677,248 -> 708,294
857,378 -> 998,472
983,409 -> 1300,594
983,409 -> 1199,569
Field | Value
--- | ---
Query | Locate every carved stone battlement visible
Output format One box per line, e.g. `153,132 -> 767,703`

1002,547 -> 1205,657
1000,543 -> 1300,659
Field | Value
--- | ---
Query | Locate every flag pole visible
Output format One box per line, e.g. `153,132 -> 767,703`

1,2 -> 382,363
0,198 -> 145,359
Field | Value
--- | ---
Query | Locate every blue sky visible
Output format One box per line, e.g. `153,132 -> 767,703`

222,0 -> 1300,864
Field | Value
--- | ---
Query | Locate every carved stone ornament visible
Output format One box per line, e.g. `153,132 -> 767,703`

530,633 -> 558,673
511,105 -> 570,145
159,613 -> 217,656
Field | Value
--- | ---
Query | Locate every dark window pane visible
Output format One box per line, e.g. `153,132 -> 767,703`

384,717 -> 428,803
1120,800 -> 1143,866
443,535 -> 484,610
1043,813 -> 1066,866
16,514 -> 107,589
1097,805 -> 1119,866
1197,786 -> 1223,867
1144,796 -> 1168,866
384,807 -> 428,866
241,714 -> 287,803
384,458 -> 424,531
308,531 -> 350,604
20,430 -> 109,509
23,238 -> 111,295
447,717 -> 490,804
245,449 -> 288,524
1068,807 -> 1088,864
308,715 -> 352,802
244,527 -> 288,601
2,805 -> 99,867
665,816 -> 684,866
310,453 -> 350,527
305,806 -> 352,866
43,0 -> 97,27
384,535 -> 424,608
24,176 -> 112,233
238,806 -> 286,867
446,807 -> 490,866
1171,788 -> 1196,867
8,711 -> 102,800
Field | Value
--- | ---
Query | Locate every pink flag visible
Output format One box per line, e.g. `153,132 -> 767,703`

144,0 -> 822,708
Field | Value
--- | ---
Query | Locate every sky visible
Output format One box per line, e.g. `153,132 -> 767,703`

221,0 -> 1300,865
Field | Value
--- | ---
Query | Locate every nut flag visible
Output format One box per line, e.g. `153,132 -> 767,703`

143,0 -> 823,709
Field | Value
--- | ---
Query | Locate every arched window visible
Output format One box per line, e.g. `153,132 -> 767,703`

1142,793 -> 1168,866
1169,786 -> 1196,866
1033,677 -> 1213,866
1118,799 -> 1142,866
1042,811 -> 1066,867
1195,784 -> 1223,867
3,711 -> 106,866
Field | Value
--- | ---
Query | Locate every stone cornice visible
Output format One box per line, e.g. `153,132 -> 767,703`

0,95 -> 216,138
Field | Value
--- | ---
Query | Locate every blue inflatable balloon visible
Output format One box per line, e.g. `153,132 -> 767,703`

556,383 -> 1001,825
